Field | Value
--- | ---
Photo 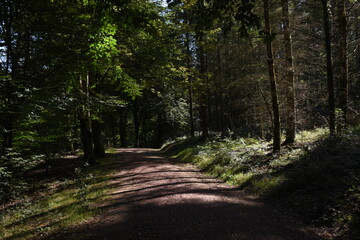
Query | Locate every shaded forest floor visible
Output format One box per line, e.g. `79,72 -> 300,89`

0,151 -> 115,240
1,128 -> 360,240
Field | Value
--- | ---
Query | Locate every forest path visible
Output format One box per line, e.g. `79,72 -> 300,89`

82,148 -> 318,240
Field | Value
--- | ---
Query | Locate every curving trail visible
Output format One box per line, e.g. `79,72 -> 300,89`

63,148 -> 319,240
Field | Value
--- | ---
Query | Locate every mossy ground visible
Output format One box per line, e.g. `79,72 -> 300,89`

167,128 -> 360,239
0,149 -> 118,240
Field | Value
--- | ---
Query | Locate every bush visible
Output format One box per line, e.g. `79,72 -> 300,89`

0,149 -> 44,203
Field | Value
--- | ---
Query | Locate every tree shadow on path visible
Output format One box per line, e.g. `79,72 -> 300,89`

41,148 -> 320,240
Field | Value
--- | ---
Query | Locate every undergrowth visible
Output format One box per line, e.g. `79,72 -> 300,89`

169,128 -> 360,240
0,150 -> 117,240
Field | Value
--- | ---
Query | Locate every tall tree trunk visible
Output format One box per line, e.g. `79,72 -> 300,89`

4,0 -> 13,74
198,34 -> 209,140
68,115 -> 75,152
2,122 -> 13,151
322,0 -> 336,134
198,35 -> 209,140
79,73 -> 96,165
186,32 -> 195,137
216,47 -> 225,133
157,112 -> 163,148
2,81 -> 14,153
140,116 -> 147,147
2,0 -> 14,153
263,0 -> 281,152
92,119 -> 105,157
254,84 -> 265,139
79,112 -> 96,165
282,0 -> 296,144
205,56 -> 211,129
337,0 -> 348,126
119,107 -> 127,147
110,116 -> 117,147
133,99 -> 140,147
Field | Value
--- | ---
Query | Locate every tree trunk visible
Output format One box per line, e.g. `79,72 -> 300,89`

198,35 -> 209,140
263,0 -> 281,152
254,84 -> 265,139
2,122 -> 13,150
92,119 -> 106,158
4,0 -> 13,74
282,0 -> 296,144
79,73 -> 96,165
2,1 -> 14,154
337,0 -> 348,126
133,99 -> 140,147
157,112 -> 163,148
322,0 -> 336,134
110,116 -> 117,147
79,112 -> 96,165
140,116 -> 147,147
119,107 -> 127,147
186,32 -> 195,137
68,115 -> 75,152
2,82 -> 14,152
215,47 -> 222,133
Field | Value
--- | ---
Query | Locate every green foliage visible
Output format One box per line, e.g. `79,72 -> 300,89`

0,150 -> 43,203
0,154 -> 115,240
88,13 -> 119,63
74,166 -> 97,207
168,0 -> 260,36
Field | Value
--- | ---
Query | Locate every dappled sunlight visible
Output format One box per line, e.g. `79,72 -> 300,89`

80,148 -> 318,240
5,148 -> 320,240
174,132 -> 360,239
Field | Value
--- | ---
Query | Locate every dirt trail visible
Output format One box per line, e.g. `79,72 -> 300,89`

70,148 -> 319,240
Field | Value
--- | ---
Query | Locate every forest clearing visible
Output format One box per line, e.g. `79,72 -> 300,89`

1,0 -> 360,239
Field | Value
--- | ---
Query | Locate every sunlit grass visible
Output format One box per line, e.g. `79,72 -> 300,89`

172,127 -> 360,238
0,152 -> 116,240
295,127 -> 328,143
174,128 -> 330,194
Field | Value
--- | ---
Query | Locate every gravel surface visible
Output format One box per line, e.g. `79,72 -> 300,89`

52,148 -> 321,240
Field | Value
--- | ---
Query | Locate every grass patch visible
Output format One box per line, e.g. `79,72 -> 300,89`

169,128 -> 360,239
0,150 -> 117,240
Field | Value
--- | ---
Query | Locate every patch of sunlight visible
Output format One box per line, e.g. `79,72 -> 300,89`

176,148 -> 195,162
196,156 -> 213,169
296,127 -> 328,144
270,148 -> 303,168
228,172 -> 254,186
1,158 -> 114,240
210,165 -> 226,176
105,148 -> 119,154
250,175 -> 285,195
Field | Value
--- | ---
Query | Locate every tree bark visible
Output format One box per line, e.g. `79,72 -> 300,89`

198,35 -> 209,140
110,115 -> 117,147
2,122 -> 13,151
263,0 -> 281,152
92,119 -> 106,158
281,0 -> 296,144
79,112 -> 96,165
79,73 -> 96,165
186,32 -> 195,137
157,112 -> 163,148
119,107 -> 127,147
133,99 -> 140,147
337,0 -> 348,126
322,0 -> 336,134
2,0 -> 14,153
